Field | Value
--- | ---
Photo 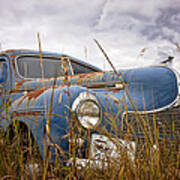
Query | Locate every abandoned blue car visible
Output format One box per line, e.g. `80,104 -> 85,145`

0,49 -> 179,168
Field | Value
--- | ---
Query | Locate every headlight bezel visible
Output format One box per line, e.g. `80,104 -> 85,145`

72,92 -> 102,129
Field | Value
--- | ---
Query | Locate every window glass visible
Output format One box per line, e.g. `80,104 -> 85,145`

17,56 -> 99,78
17,56 -> 66,78
71,61 -> 98,74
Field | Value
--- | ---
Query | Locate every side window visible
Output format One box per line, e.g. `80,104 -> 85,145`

17,56 -> 72,78
16,56 -> 100,78
71,61 -> 98,74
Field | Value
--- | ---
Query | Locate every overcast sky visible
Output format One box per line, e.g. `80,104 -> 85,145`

1,0 -> 180,70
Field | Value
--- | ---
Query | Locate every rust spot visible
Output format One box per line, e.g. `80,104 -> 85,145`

15,87 -> 51,109
15,79 -> 30,89
4,50 -> 15,53
12,111 -> 42,117
10,54 -> 16,58
111,88 -> 122,94
23,85 -> 66,101
25,87 -> 50,101
11,59 -> 16,69
76,76 -> 84,85
118,73 -> 122,78
10,89 -> 22,94
113,99 -> 119,105
2,49 -> 29,54
34,72 -> 105,85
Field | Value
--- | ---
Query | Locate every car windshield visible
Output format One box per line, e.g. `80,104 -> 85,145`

17,56 -> 71,78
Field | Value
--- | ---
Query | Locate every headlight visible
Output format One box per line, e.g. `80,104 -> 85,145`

72,92 -> 101,129
77,100 -> 100,129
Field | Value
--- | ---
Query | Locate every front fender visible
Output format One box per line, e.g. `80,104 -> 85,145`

7,85 -> 89,160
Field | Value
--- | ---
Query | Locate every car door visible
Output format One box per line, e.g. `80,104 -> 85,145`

0,57 -> 9,112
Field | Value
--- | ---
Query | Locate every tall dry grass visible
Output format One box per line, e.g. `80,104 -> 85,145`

0,94 -> 179,179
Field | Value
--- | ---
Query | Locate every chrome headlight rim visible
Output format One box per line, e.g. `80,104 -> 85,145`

72,92 -> 102,129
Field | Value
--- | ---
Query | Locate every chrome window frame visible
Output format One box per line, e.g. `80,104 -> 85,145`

15,54 -> 100,80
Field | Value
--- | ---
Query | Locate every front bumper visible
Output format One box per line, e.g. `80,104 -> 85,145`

67,134 -> 136,169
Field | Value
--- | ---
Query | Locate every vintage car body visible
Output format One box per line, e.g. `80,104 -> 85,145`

0,49 -> 179,166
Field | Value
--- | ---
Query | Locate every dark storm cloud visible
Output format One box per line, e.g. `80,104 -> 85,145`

141,7 -> 180,44
94,0 -> 180,44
